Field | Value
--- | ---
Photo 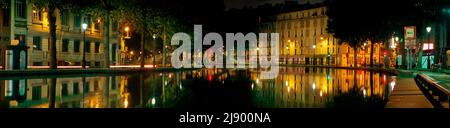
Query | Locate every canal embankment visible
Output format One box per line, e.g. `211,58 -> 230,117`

280,64 -> 398,75
0,67 -> 196,78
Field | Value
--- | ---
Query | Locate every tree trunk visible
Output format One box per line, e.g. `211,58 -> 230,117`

401,40 -> 406,69
0,8 -> 3,69
48,78 -> 56,108
140,31 -> 145,68
48,2 -> 57,69
353,45 -> 357,68
385,40 -> 390,69
370,41 -> 374,67
162,27 -> 166,68
104,13 -> 110,68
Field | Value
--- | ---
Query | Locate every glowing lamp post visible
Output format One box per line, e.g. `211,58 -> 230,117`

426,26 -> 432,69
82,23 -> 88,69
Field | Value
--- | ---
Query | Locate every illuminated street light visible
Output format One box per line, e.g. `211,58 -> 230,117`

395,37 -> 399,42
82,23 -> 88,30
426,26 -> 432,69
153,34 -> 156,39
312,45 -> 316,49
125,26 -> 129,32
82,23 -> 88,69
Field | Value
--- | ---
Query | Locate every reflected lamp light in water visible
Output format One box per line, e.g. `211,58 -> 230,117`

390,81 -> 395,91
152,98 -> 156,105
312,82 -> 316,90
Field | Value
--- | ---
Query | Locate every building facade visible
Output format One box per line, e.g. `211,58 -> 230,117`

0,0 -> 120,68
259,6 -> 388,67
260,7 -> 338,65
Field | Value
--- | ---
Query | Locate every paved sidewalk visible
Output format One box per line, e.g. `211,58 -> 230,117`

385,72 -> 433,108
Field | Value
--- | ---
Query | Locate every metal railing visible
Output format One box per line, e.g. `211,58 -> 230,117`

415,74 -> 450,108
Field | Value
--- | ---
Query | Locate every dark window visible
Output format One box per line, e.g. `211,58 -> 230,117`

74,40 -> 80,53
84,82 -> 90,93
61,11 -> 69,26
33,62 -> 43,66
48,37 -> 51,51
85,41 -> 91,53
2,1 -> 10,26
95,42 -> 100,53
73,82 -> 79,95
94,80 -> 99,91
15,0 -> 26,18
62,39 -> 69,52
95,62 -> 100,67
85,16 -> 91,28
62,83 -> 68,96
74,15 -> 81,27
33,36 -> 42,50
32,86 -> 41,100
112,20 -> 118,32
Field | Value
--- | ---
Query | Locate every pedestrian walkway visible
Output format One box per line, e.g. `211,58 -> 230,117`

385,71 -> 433,108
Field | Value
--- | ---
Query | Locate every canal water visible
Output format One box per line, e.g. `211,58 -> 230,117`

0,67 -> 397,108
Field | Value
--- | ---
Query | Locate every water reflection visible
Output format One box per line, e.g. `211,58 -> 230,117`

0,67 -> 396,108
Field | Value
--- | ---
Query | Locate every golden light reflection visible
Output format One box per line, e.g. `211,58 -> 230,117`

250,67 -> 394,108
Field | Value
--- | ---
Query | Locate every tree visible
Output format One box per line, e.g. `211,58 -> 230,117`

71,0 -> 133,68
326,0 -> 424,68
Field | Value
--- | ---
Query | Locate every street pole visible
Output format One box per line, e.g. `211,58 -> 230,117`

427,33 -> 431,69
82,28 -> 86,69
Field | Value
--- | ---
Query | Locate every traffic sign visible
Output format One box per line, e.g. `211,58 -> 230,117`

404,26 -> 416,40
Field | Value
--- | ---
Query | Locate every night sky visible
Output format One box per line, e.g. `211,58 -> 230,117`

224,0 -> 324,9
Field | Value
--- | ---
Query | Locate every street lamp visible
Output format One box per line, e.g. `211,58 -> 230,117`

82,23 -> 88,69
426,26 -> 432,69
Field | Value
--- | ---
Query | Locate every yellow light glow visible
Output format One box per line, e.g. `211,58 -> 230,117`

124,99 -> 129,108
124,27 -> 129,32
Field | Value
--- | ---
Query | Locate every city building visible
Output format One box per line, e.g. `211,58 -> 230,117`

0,0 -> 121,69
259,6 -> 386,67
260,6 -> 338,65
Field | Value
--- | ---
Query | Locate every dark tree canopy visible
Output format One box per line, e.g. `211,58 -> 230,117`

326,0 -> 433,46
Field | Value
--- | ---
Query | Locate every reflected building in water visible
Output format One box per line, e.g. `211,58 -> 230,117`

1,68 -> 397,108
1,76 -> 122,108
250,67 -> 396,108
